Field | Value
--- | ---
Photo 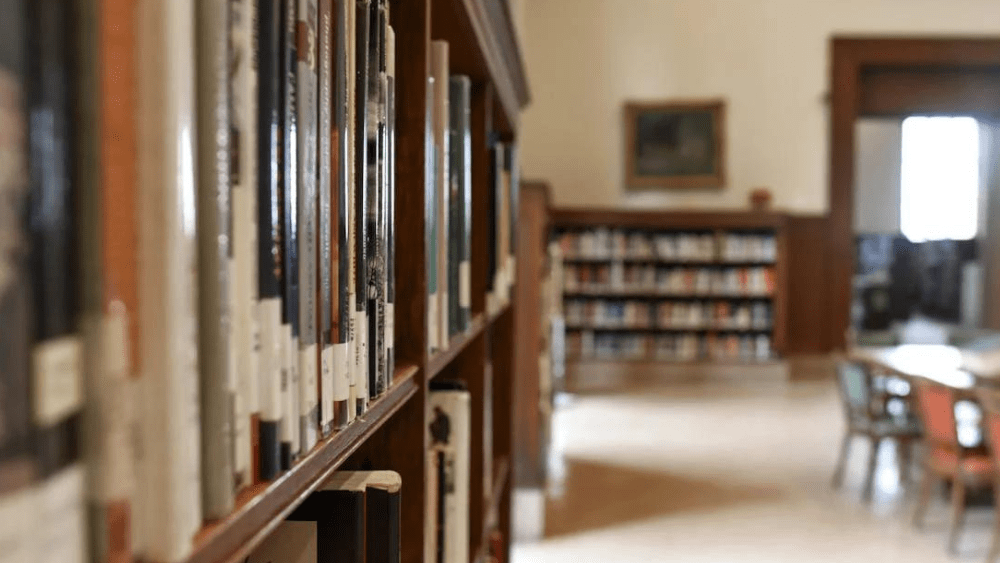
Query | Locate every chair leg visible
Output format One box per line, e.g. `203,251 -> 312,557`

949,475 -> 967,555
831,433 -> 852,489
897,439 -> 912,486
914,469 -> 935,529
862,437 -> 881,502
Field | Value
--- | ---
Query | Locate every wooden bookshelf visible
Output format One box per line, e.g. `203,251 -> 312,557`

169,2 -> 529,563
552,208 -> 789,365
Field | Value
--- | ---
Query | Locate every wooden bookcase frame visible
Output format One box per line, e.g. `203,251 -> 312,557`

171,2 -> 529,563
551,208 -> 789,365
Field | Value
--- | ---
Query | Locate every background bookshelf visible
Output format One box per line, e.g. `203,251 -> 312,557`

552,209 -> 788,366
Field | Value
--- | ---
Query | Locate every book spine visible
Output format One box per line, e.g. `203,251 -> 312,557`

353,0 -> 370,416
446,77 -> 462,336
506,144 -> 518,288
0,3 -> 39,559
431,41 -> 450,351
449,76 -> 472,332
229,0 -> 260,489
425,73 -> 438,355
366,483 -> 402,563
344,0 -> 357,424
428,390 -> 471,563
280,0 -> 301,467
136,0 -> 202,559
196,0 -> 236,520
26,1 -> 88,561
297,0 -> 319,455
89,0 -> 139,557
384,24 -> 395,386
364,0 -> 382,400
485,142 -> 498,314
333,0 -> 353,427
256,0 -> 283,482
317,0 -> 333,437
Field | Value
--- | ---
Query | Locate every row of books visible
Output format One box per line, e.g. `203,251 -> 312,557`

424,41 -> 518,353
566,332 -> 774,362
0,0 -> 413,562
563,265 -> 777,296
244,383 -> 482,563
558,229 -> 777,262
565,300 -> 773,330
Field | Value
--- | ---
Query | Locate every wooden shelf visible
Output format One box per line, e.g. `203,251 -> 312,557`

429,314 -> 488,379
552,208 -> 786,230
567,358 -> 781,366
487,301 -> 512,324
565,324 -> 773,333
565,291 -> 773,300
181,365 -> 420,563
562,256 -> 777,267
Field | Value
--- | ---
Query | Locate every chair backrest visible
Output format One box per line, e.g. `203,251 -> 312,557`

976,387 -> 1000,467
913,379 -> 958,451
836,361 -> 872,423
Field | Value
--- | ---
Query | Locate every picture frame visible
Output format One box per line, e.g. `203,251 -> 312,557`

624,99 -> 726,190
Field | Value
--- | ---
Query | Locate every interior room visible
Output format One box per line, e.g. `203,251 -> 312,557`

4,1 -> 1000,563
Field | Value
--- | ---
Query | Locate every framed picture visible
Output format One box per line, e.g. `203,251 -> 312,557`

624,99 -> 726,189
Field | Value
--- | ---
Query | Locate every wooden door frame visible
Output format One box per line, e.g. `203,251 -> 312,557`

828,37 -> 1000,350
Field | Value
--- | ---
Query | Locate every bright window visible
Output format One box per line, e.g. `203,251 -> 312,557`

900,116 -> 980,243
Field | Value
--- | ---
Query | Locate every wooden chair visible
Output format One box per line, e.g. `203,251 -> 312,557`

913,379 -> 994,554
832,361 -> 922,500
975,387 -> 1000,563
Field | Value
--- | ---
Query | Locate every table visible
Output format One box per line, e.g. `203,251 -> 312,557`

849,344 -> 1000,390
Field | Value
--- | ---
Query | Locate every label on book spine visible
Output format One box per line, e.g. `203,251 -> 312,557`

258,298 -> 283,420
428,295 -> 439,351
320,345 -> 333,429
280,324 -> 293,445
299,343 -> 318,450
32,336 -> 83,426
96,305 -> 135,500
459,260 -> 470,308
332,341 -> 349,401
0,484 -> 37,563
37,464 -> 87,563
355,311 -> 367,401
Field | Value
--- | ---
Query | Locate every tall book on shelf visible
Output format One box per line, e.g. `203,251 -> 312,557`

427,382 -> 471,563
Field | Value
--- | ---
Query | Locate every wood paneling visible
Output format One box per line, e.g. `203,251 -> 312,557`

551,208 -> 784,230
512,182 -> 550,489
859,67 -> 1000,118
784,215 -> 833,355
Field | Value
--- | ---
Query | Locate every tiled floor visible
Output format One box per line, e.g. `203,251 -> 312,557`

513,379 -> 998,562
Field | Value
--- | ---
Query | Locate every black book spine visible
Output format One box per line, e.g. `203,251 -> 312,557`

449,76 -> 472,331
353,0 -> 370,415
364,0 -> 383,399
289,490 -> 365,563
366,485 -> 401,563
332,0 -> 351,429
256,0 -> 283,481
25,0 -> 86,559
280,0 -> 301,468
506,143 -> 518,286
446,78 -> 462,337
0,1 -> 37,558
486,140 -> 498,295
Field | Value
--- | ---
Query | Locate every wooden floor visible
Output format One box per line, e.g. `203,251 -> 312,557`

514,378 -> 997,562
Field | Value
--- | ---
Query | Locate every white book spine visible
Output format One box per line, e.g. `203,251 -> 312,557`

0,482 -> 37,563
320,344 -> 334,431
137,0 -> 202,559
355,310 -> 368,412
36,465 -> 87,563
230,0 -> 259,490
428,390 -> 471,563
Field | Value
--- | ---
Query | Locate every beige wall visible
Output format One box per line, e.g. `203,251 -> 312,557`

520,0 -> 1000,212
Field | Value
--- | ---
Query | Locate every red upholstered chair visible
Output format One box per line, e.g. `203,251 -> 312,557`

975,387 -> 1000,563
913,379 -> 994,554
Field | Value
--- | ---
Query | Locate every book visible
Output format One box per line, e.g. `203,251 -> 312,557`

448,76 -> 471,333
287,470 -> 402,563
495,143 -> 509,306
425,72 -> 438,355
0,3 -> 38,559
245,520 -> 317,563
230,0 -> 261,488
427,382 -> 471,563
344,0 -> 358,425
431,41 -> 450,350
257,0 -> 284,482
317,0 -> 334,437
297,0 -> 320,455
485,142 -> 499,315
196,0 -> 236,520
352,0 -> 370,416
384,24 -> 396,385
505,144 -> 519,293
280,0 -> 301,468
365,0 -> 387,399
332,0 -> 353,429
88,0 -> 140,557
136,0 -> 203,558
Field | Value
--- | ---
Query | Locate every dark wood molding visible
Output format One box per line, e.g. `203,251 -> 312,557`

552,207 -> 784,230
829,37 -> 1000,352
